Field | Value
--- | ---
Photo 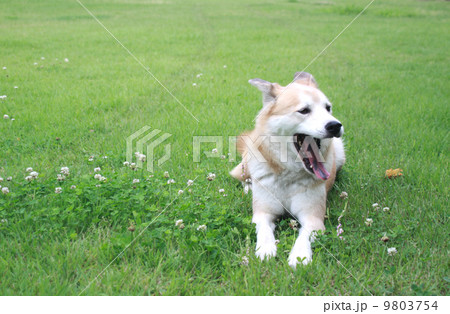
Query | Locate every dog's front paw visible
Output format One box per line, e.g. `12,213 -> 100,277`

255,242 -> 277,261
288,248 -> 312,269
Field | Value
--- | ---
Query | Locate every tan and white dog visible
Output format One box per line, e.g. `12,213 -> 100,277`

230,72 -> 345,268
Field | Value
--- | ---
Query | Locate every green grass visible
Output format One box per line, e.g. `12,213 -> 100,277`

0,0 -> 448,295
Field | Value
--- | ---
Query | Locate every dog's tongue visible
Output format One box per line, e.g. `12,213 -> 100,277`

307,144 -> 330,180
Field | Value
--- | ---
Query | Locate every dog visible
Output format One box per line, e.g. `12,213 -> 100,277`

230,72 -> 345,268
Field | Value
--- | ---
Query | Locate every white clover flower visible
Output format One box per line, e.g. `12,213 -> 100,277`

41,57 -> 45,60
60,167 -> 70,175
197,224 -> 207,231
94,174 -> 102,180
130,162 -> 136,169
164,171 -> 169,178
102,156 -> 107,159
196,73 -> 203,78
289,219 -> 299,230
34,62 -> 38,65
167,179 -> 175,184
3,114 -> 9,119
207,173 -> 216,181
123,161 -> 130,166
340,191 -> 348,199
138,154 -> 146,162
25,176 -> 33,182
0,219 -> 7,223
175,219 -> 183,227
219,188 -> 225,193
178,189 -> 184,195
365,218 -> 373,226
26,167 -> 33,172
10,118 -> 14,121
30,171 -> 38,178
220,155 -> 226,160
95,184 -> 101,187
387,247 -> 397,256
241,256 -> 249,266
94,167 -> 101,172
1,187 -> 9,194
211,148 -> 218,154
6,176 -> 12,181
133,179 -> 140,184
372,203 -> 380,210
192,83 -> 197,86
70,185 -> 76,189
187,180 -> 194,186
64,58 -> 69,62
0,177 -> 3,182
88,157 -> 94,162
223,65 -> 227,68
55,187 -> 62,194
2,66 -> 6,70
57,174 -> 65,182
14,86 -> 18,89
99,176 -> 107,182
383,207 -> 390,212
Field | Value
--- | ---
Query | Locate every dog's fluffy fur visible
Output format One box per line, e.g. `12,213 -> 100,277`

230,72 -> 345,268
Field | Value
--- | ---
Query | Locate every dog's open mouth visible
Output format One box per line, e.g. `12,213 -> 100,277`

293,133 -> 330,181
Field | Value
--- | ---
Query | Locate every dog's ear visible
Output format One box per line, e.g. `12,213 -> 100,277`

293,72 -> 318,88
248,78 -> 283,107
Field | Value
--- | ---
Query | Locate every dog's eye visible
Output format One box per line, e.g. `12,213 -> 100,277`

326,105 -> 331,112
298,108 -> 310,115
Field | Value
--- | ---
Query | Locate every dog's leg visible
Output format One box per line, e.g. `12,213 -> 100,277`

253,211 -> 278,260
251,178 -> 283,260
288,214 -> 325,268
288,188 -> 326,268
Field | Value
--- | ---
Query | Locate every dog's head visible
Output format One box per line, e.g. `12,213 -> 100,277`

249,72 -> 343,180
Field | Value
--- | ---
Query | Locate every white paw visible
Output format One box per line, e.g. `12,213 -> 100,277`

288,248 -> 312,269
255,242 -> 277,261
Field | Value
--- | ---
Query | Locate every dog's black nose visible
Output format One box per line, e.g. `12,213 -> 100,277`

325,121 -> 342,137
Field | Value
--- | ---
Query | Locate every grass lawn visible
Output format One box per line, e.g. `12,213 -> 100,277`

0,0 -> 448,295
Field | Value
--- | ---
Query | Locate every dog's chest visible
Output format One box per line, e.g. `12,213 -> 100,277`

252,162 -> 318,197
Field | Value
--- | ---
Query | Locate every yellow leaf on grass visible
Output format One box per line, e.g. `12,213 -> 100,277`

385,168 -> 403,179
